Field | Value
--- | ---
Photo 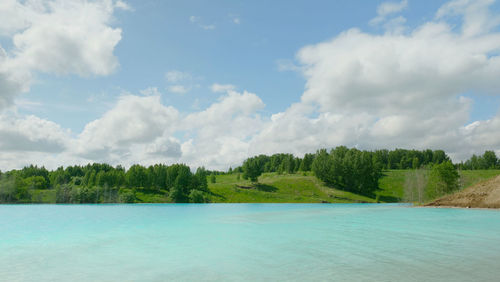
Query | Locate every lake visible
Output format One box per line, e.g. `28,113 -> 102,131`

1,204 -> 500,281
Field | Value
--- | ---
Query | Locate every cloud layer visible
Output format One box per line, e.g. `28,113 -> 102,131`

1,0 -> 500,171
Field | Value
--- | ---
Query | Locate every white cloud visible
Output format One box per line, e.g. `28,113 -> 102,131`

189,16 -> 199,23
0,0 -> 128,111
211,83 -> 236,93
180,90 -> 265,169
370,0 -> 408,26
165,70 -> 192,83
377,0 -> 408,16
189,15 -> 216,30
0,0 -> 31,36
250,0 -> 500,162
2,0 -> 500,171
0,113 -> 70,153
168,85 -> 189,94
165,71 -> 198,94
9,0 -> 123,76
276,59 -> 302,72
139,87 -> 161,96
115,0 -> 133,11
436,0 -> 500,37
0,68 -> 27,110
75,95 -> 179,161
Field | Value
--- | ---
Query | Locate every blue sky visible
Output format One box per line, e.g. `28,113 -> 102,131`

18,0 -> 460,131
1,0 -> 500,170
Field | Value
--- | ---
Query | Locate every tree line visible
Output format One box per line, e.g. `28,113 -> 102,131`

0,163 -> 210,204
0,148 -> 497,204
238,147 -> 456,195
458,150 -> 499,170
235,148 -> 452,177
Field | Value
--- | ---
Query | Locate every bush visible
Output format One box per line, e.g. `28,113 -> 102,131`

119,188 -> 136,203
312,147 -> 381,195
430,161 -> 459,195
189,190 -> 208,203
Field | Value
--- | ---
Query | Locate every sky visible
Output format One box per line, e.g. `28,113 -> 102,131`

1,0 -> 500,171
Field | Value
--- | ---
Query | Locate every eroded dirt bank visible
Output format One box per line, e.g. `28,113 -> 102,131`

426,175 -> 500,208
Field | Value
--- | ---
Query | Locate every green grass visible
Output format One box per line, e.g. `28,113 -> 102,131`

377,170 -> 407,202
377,169 -> 500,203
208,172 -> 377,203
30,189 -> 56,203
459,170 -> 500,189
134,189 -> 170,203
19,169 -> 500,204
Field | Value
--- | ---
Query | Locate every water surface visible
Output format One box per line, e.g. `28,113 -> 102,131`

1,204 -> 500,281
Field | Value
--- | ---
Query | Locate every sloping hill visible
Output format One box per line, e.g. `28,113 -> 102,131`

426,175 -> 500,208
208,173 -> 378,203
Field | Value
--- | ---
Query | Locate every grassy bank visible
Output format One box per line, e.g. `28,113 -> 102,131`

8,169 -> 500,204
209,169 -> 500,203
208,172 -> 376,203
376,169 -> 500,203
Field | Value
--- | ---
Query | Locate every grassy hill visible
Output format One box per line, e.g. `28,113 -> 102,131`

208,172 -> 376,203
12,169 -> 500,204
208,170 -> 500,204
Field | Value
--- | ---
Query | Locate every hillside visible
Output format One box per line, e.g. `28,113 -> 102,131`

426,175 -> 500,208
208,170 -> 500,204
6,170 -> 500,204
208,173 -> 377,203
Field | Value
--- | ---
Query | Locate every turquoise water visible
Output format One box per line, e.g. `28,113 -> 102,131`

1,204 -> 500,281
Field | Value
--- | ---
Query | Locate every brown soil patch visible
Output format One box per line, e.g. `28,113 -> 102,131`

426,175 -> 500,209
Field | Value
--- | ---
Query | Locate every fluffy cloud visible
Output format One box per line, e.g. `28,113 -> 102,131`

2,0 -> 500,171
168,85 -> 189,94
211,83 -> 236,93
0,0 -> 127,110
75,95 -> 179,161
250,0 -> 500,161
10,1 -> 121,76
181,89 -> 265,168
0,112 -> 73,170
298,27 -> 500,115
0,114 -> 69,153
165,70 -> 192,83
436,0 -> 500,37
165,70 -> 196,94
370,0 -> 408,25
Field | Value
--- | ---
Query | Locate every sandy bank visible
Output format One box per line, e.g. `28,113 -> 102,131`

426,175 -> 500,209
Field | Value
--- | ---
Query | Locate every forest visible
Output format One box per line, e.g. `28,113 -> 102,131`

0,148 -> 498,204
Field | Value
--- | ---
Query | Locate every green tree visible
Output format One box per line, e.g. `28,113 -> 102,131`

430,161 -> 459,195
242,157 -> 263,182
170,165 -> 192,203
311,149 -> 333,184
483,151 -> 498,169
412,157 -> 420,169
126,164 -> 148,188
194,167 -> 208,191
189,190 -> 207,203
312,147 -> 381,195
299,153 -> 315,171
24,176 -> 49,190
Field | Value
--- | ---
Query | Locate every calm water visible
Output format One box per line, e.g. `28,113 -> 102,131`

1,204 -> 500,281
